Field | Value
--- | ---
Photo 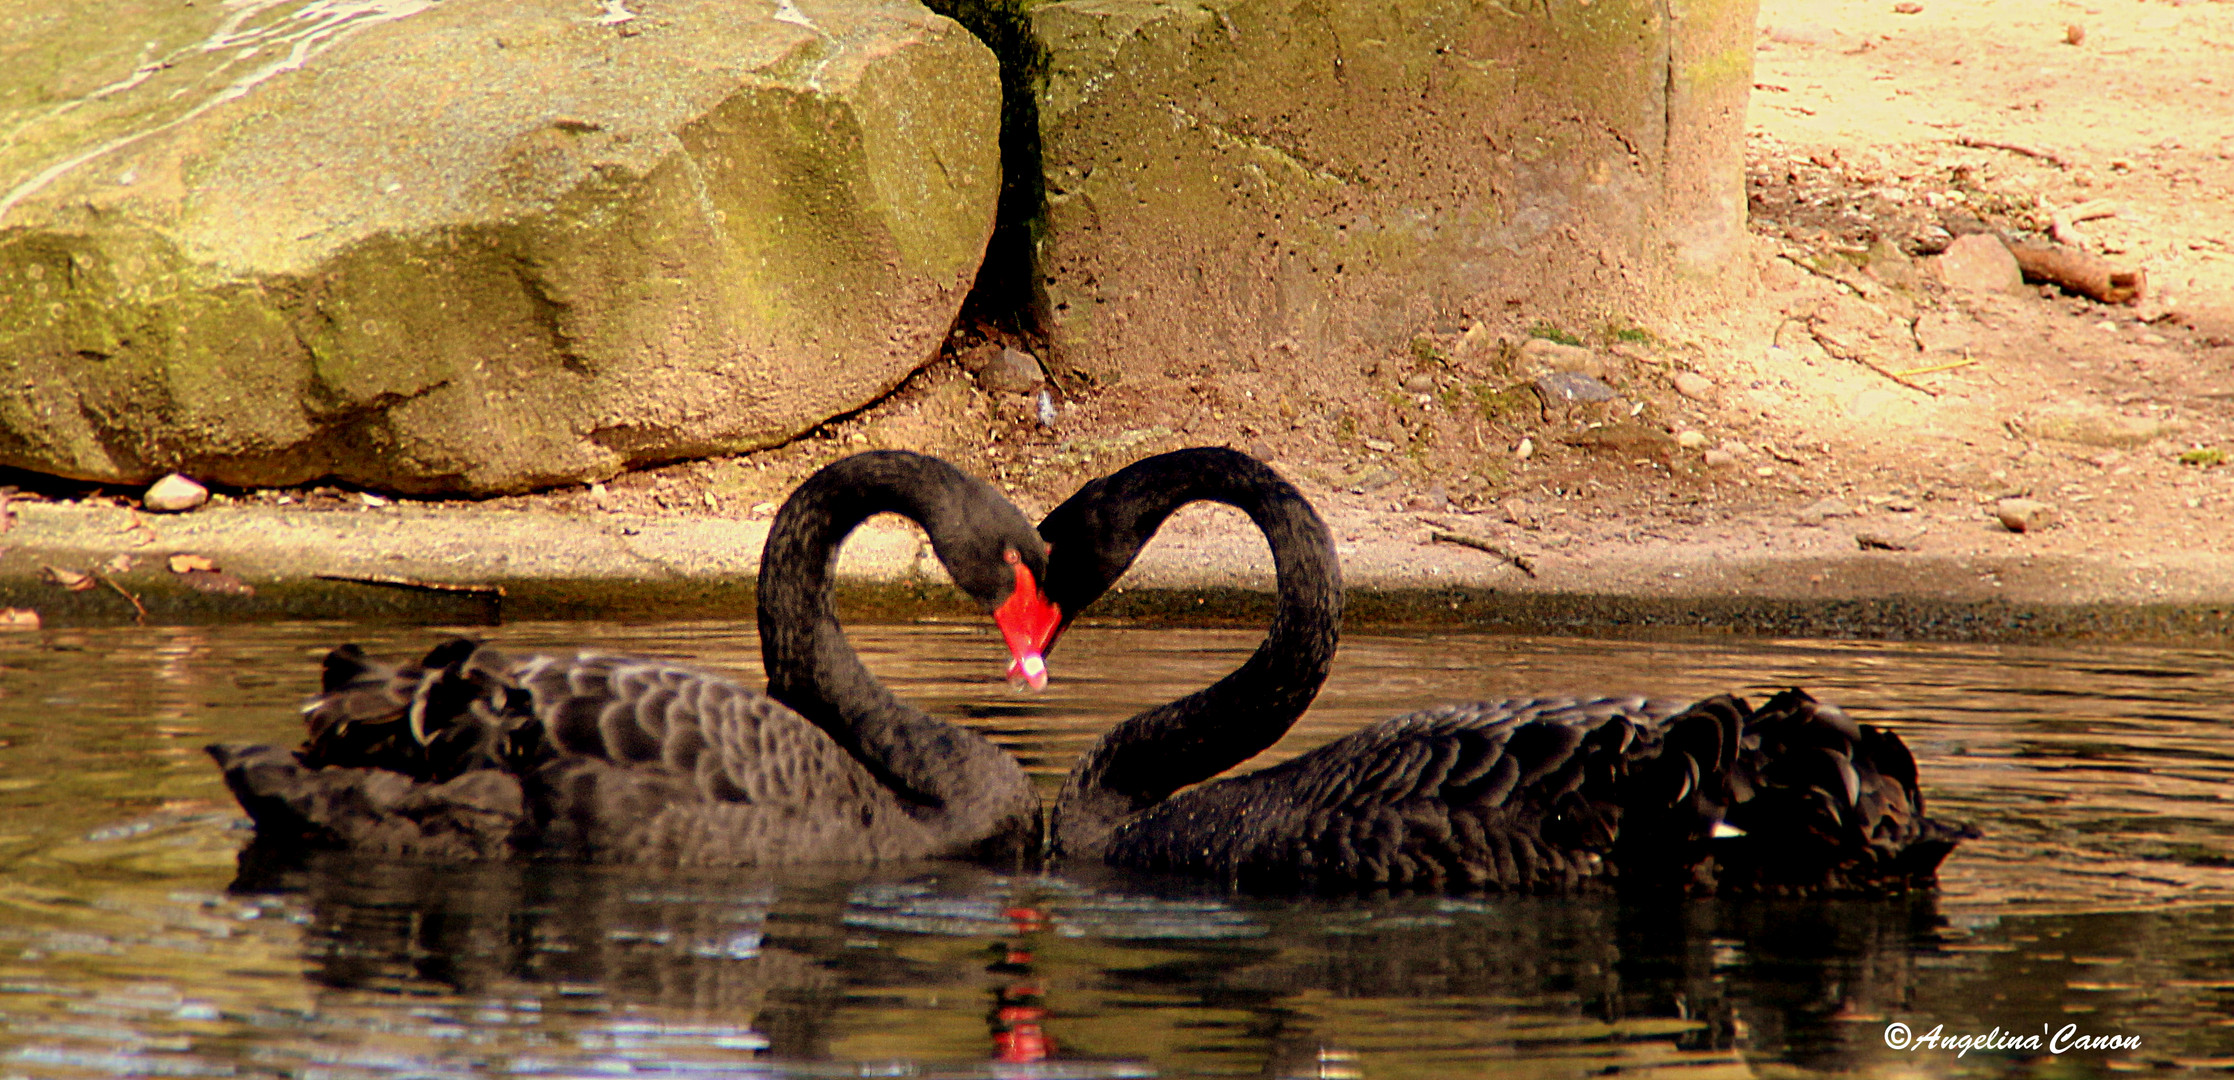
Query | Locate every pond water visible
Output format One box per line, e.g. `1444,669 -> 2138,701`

1,621 -> 2232,1078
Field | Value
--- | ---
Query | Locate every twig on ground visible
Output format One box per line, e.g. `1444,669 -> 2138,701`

1954,135 -> 2069,168
2007,241 -> 2146,304
1808,327 -> 1940,396
315,573 -> 507,596
96,572 -> 147,625
1892,357 -> 1980,378
1427,530 -> 1537,578
2049,199 -> 2121,245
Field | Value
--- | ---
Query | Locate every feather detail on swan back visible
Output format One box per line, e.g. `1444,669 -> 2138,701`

209,451 -> 1053,867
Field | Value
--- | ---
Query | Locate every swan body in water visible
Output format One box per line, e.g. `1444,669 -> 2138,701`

208,451 -> 1064,866
1040,447 -> 1972,893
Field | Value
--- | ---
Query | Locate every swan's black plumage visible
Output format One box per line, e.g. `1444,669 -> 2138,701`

1038,447 -> 1341,860
1041,448 -> 1972,893
209,451 -> 1056,866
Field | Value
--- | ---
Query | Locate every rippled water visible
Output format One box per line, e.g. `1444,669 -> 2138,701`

2,621 -> 2232,1078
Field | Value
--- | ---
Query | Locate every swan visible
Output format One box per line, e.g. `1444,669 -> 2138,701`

1038,447 -> 1972,893
208,451 -> 1065,866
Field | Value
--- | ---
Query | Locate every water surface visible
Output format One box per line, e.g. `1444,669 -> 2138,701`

2,622 -> 2231,1078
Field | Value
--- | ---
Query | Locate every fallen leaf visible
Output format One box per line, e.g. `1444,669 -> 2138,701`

168,553 -> 219,573
42,566 -> 97,591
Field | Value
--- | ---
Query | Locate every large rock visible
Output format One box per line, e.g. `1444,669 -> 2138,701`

0,0 -> 999,494
1016,0 -> 1757,385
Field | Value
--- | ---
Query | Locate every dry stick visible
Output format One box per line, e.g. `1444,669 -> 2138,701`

314,572 -> 507,597
1428,530 -> 1537,578
1808,327 -> 1940,396
97,572 -> 148,625
2007,241 -> 2146,304
1892,357 -> 1980,378
2049,199 -> 2121,245
1954,135 -> 2069,168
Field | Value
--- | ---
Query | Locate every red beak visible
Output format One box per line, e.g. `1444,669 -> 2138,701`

993,561 -> 1061,691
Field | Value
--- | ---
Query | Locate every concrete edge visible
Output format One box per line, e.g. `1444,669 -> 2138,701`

3,500 -> 2230,642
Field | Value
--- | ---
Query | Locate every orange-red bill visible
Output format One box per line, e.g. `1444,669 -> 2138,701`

993,561 -> 1061,691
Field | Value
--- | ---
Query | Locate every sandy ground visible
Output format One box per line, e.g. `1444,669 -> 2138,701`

3,0 -> 2230,637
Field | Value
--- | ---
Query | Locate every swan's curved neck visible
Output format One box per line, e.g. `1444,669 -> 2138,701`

757,453 -> 1030,852
1050,452 -> 1342,857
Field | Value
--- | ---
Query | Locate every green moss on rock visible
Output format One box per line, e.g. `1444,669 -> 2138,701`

0,0 -> 1001,494
976,0 -> 1755,385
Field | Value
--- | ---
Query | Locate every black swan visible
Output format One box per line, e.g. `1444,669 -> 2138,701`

1038,447 -> 1972,893
208,451 -> 1063,866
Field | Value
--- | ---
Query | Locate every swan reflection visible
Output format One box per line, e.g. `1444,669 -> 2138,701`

217,850 -> 2002,1077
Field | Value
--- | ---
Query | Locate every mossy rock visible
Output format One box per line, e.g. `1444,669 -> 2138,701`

943,0 -> 1756,386
0,0 -> 1000,494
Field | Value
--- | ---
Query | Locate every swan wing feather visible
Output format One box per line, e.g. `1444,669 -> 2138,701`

220,641 -> 935,863
1106,696 -> 1687,889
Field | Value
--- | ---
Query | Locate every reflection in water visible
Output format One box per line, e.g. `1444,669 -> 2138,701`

0,623 -> 2231,1076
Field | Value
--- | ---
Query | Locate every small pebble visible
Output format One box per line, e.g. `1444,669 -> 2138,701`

1400,373 -> 1437,393
1702,449 -> 1738,469
1857,529 -> 1925,551
1518,338 -> 1605,379
1534,371 -> 1616,403
1674,372 -> 1716,401
1403,486 -> 1449,512
976,347 -> 1046,394
2064,22 -> 2085,45
1454,321 -> 1497,360
1676,430 -> 1709,450
142,473 -> 209,513
1363,437 -> 1396,453
1938,233 -> 2025,293
1795,497 -> 1856,526
1996,498 -> 2059,533
1515,438 -> 1535,460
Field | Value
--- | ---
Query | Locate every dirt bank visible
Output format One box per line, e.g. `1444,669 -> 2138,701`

2,0 -> 2228,640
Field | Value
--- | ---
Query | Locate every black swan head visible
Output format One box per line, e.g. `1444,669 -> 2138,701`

759,450 -> 1063,698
